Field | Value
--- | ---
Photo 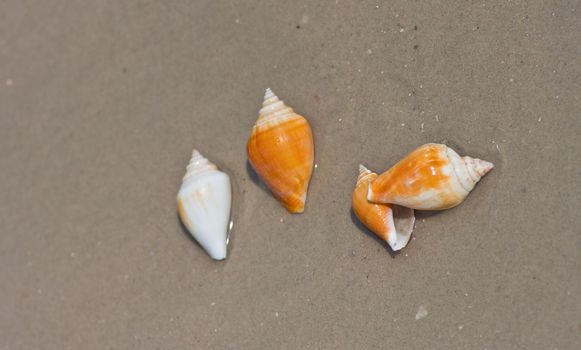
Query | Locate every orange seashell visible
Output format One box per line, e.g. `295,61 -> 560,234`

247,89 -> 314,213
368,143 -> 493,210
352,165 -> 415,251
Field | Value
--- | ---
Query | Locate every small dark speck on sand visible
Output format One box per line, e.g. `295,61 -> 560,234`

122,68 -> 127,73
414,25 -> 418,30
296,25 -> 300,29
413,44 -> 419,50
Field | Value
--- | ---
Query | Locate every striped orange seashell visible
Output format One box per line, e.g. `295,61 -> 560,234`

247,89 -> 314,213
352,165 -> 415,251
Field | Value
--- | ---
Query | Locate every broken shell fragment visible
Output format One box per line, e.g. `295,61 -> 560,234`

246,88 -> 314,213
352,165 -> 415,251
368,143 -> 493,210
177,149 -> 232,260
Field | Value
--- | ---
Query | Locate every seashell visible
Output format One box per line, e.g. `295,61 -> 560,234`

177,149 -> 232,260
352,165 -> 415,251
368,143 -> 493,210
246,88 -> 314,213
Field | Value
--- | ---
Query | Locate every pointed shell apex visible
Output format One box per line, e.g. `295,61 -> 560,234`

262,88 -> 280,107
264,88 -> 275,100
469,157 -> 494,177
256,89 -> 295,126
183,149 -> 217,182
356,164 -> 375,184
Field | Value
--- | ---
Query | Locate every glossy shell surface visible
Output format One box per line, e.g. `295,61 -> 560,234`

247,89 -> 314,213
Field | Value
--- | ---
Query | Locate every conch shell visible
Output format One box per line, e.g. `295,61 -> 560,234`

352,165 -> 415,251
246,88 -> 314,213
177,149 -> 232,260
368,143 -> 493,210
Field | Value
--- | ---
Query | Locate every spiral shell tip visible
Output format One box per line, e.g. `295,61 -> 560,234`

473,158 -> 494,176
264,88 -> 275,100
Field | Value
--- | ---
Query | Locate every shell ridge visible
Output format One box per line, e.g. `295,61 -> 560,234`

183,149 -> 218,183
445,148 -> 473,194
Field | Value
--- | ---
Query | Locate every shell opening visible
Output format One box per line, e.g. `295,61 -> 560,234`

389,205 -> 415,251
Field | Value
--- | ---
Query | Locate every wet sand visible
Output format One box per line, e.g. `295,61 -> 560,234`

1,1 -> 579,349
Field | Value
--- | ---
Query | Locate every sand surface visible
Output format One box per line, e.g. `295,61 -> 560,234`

1,1 -> 580,349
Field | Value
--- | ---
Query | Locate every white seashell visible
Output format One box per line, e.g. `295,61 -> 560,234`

177,149 -> 232,260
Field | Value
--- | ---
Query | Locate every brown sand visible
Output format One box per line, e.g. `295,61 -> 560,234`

1,1 -> 579,349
